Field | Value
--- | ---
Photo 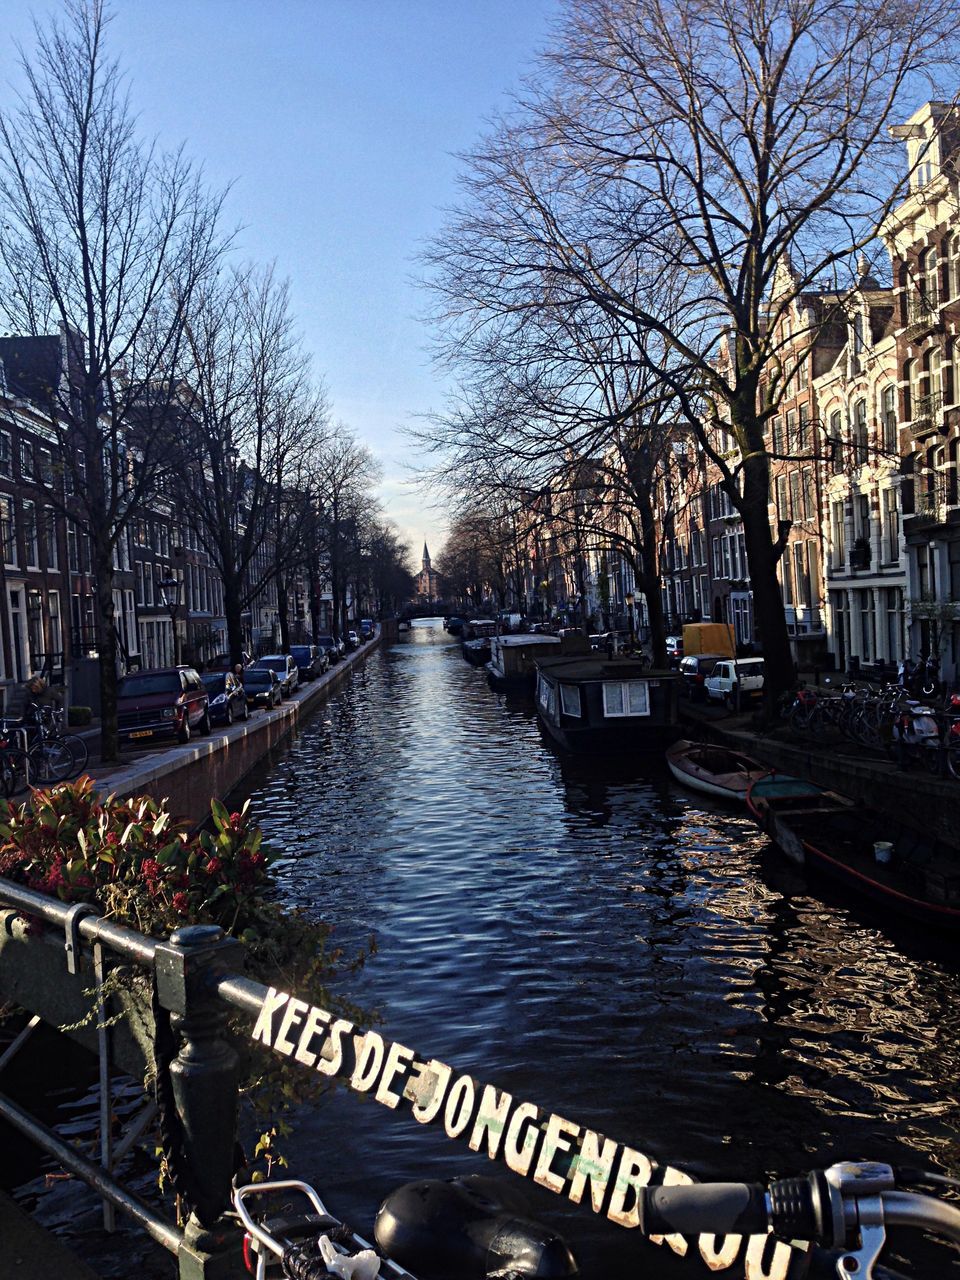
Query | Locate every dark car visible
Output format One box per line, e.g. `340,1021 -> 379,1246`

289,644 -> 328,681
243,666 -> 282,710
316,635 -> 343,664
678,653 -> 724,701
117,667 -> 210,745
359,618 -> 375,642
200,670 -> 249,725
253,654 -> 300,697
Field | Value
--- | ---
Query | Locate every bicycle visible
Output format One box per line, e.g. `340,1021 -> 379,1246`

0,708 -> 86,784
38,704 -> 89,777
640,1159 -> 960,1279
234,1175 -> 578,1280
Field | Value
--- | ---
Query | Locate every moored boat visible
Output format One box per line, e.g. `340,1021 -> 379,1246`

746,774 -> 960,930
462,637 -> 492,665
665,739 -> 768,803
485,633 -> 564,691
534,655 -> 680,753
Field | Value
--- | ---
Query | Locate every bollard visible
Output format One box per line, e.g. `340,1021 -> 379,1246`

153,924 -> 244,1278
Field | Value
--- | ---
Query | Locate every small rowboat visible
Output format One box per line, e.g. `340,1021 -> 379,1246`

665,739 -> 768,803
746,773 -> 960,931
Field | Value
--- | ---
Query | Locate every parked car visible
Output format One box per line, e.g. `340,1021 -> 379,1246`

289,644 -> 328,681
243,666 -> 282,710
678,653 -> 724,701
200,670 -> 249,725
665,635 -> 684,668
704,657 -> 766,707
254,653 -> 300,697
206,651 -> 254,672
359,618 -> 375,642
346,629 -> 360,650
316,635 -> 343,664
117,667 -> 210,745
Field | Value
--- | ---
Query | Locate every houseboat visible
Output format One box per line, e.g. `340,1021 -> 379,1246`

534,655 -> 681,753
486,633 -> 593,691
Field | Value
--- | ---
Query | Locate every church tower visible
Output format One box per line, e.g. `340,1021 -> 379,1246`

422,543 -> 431,572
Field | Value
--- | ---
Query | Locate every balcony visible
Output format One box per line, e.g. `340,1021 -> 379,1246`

904,293 -> 941,340
910,390 -> 944,439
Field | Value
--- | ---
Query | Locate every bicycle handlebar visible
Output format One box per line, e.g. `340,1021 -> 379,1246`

640,1163 -> 960,1279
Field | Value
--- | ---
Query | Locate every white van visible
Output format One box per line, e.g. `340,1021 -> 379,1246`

704,657 -> 765,706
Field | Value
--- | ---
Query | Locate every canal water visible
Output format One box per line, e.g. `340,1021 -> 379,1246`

234,619 -> 960,1278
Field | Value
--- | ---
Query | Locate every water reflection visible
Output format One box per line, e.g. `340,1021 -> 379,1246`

235,619 -> 959,1277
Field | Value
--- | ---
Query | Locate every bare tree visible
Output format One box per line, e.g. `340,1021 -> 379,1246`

0,0 -> 226,758
427,0 -> 960,705
177,263 -> 326,665
311,425 -> 381,637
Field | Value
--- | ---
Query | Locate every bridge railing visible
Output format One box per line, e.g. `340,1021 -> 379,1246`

0,875 -> 805,1280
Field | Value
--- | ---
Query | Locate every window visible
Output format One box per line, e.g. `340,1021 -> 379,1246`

881,386 -> 897,452
786,409 -> 798,453
0,432 -> 11,476
921,246 -> 939,311
790,472 -> 802,521
801,469 -> 814,521
22,500 -> 38,567
772,418 -> 783,455
798,405 -> 809,452
0,495 -> 15,565
853,399 -> 868,464
19,440 -> 35,480
883,487 -> 900,562
602,680 -> 650,718
41,508 -> 58,570
830,410 -> 844,472
560,685 -> 581,717
776,474 -> 790,520
832,501 -> 846,571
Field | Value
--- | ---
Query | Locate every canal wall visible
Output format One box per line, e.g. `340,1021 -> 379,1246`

89,637 -> 380,825
687,711 -> 960,847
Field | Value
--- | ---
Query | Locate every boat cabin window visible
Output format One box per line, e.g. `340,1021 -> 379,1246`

536,673 -> 557,717
602,680 -> 650,717
560,684 -> 582,717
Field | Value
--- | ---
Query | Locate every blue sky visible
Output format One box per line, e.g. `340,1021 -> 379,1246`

1,0 -> 561,562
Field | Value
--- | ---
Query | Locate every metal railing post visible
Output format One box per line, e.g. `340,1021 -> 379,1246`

153,923 -> 244,1280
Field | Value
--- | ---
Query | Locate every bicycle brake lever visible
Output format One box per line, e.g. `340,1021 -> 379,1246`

833,1192 -> 885,1280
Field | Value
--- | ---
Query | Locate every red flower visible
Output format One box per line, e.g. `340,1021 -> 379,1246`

172,892 -> 189,914
205,856 -> 223,877
141,859 -> 161,881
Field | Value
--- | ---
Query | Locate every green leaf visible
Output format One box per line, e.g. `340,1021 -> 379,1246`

210,798 -> 230,831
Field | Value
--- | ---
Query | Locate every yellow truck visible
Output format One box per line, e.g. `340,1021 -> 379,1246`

682,622 -> 736,658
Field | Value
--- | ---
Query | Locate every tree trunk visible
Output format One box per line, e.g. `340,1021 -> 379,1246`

95,545 -> 119,763
276,574 -> 290,652
739,447 -> 795,710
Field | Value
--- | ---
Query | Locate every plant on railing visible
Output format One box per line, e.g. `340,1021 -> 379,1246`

0,777 -> 373,1147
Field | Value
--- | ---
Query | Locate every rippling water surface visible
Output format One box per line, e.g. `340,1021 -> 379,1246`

235,621 -> 960,1277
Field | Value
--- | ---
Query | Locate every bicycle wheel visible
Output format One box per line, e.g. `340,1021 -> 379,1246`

28,740 -> 74,785
946,746 -> 960,781
0,747 -> 30,797
59,733 -> 89,778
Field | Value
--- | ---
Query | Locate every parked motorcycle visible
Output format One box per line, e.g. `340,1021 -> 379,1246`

889,698 -> 941,773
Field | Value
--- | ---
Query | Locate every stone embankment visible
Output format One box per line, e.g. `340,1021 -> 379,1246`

86,635 -> 380,825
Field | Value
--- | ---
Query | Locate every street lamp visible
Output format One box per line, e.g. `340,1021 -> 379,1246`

625,591 -> 635,651
157,574 -> 182,666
